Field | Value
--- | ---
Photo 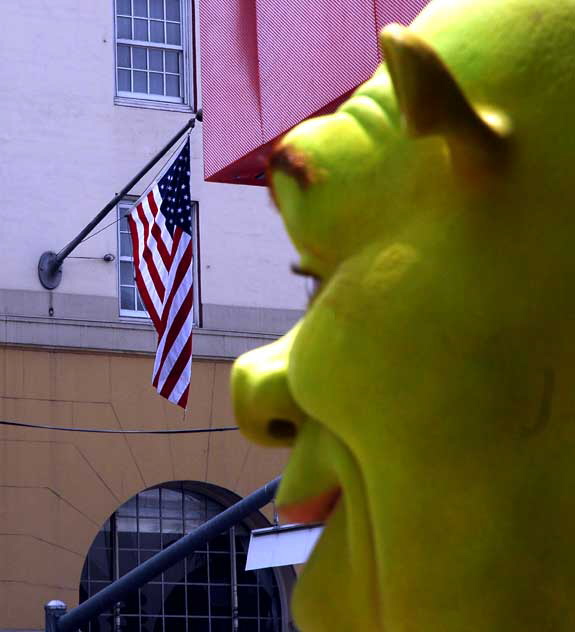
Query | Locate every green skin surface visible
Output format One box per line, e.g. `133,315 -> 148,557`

232,0 -> 575,629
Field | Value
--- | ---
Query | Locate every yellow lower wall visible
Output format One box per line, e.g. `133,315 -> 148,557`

0,346 -> 288,629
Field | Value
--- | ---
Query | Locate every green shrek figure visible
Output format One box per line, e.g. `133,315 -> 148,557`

232,0 -> 575,629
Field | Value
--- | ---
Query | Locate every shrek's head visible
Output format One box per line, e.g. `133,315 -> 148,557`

233,0 -> 575,630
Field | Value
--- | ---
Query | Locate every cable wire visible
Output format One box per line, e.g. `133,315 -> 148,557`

0,419 -> 239,435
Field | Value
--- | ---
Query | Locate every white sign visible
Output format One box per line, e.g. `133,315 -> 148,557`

245,524 -> 324,570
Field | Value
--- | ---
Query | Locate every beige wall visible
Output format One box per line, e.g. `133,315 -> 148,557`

0,346 -> 288,630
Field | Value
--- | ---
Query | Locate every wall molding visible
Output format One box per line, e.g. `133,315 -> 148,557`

0,289 -> 303,358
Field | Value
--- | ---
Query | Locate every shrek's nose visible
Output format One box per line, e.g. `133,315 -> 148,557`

231,326 -> 306,447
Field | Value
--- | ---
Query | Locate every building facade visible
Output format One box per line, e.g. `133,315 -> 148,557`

1,2 -> 308,630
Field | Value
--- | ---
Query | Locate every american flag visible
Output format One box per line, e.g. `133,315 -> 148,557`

127,139 -> 194,408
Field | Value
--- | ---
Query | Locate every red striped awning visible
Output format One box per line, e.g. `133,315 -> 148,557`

199,0 -> 430,185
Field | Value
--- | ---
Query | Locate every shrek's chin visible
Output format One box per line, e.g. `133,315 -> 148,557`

275,422 -> 383,632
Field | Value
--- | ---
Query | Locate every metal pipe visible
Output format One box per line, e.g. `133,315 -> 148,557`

56,476 -> 280,632
231,525 -> 239,632
38,111 -> 202,290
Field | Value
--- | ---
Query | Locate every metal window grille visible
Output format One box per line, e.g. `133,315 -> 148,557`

115,0 -> 192,106
80,484 -> 283,632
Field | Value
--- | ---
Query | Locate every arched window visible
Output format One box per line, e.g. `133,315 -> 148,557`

80,482 -> 291,632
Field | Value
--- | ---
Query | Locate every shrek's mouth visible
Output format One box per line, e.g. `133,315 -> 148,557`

278,486 -> 341,524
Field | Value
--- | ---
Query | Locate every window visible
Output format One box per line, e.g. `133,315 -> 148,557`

117,199 -> 199,319
80,483 -> 287,632
115,0 -> 194,110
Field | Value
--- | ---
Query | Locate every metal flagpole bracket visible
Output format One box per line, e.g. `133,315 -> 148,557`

37,111 -> 202,291
38,251 -> 63,290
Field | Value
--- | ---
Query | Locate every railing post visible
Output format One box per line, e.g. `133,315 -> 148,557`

45,600 -> 67,632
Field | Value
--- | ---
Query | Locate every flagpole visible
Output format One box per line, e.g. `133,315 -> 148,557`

38,110 -> 202,290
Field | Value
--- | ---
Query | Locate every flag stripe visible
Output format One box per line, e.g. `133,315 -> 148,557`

159,333 -> 193,403
127,215 -> 162,328
146,190 -> 172,268
150,188 -> 174,259
153,283 -> 194,390
136,203 -> 167,298
152,236 -> 192,385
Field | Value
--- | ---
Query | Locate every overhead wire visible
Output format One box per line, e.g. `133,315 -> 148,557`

0,419 -> 239,435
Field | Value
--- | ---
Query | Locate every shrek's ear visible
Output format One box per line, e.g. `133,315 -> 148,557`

380,24 -> 512,174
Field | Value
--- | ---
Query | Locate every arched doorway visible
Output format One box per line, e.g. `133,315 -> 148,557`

79,482 -> 293,632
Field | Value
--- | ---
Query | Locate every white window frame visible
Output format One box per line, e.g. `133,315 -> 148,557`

117,197 -> 200,323
113,0 -> 195,112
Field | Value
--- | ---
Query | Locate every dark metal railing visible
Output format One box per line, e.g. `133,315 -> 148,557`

45,476 -> 280,632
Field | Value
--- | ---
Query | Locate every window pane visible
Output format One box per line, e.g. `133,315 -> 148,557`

133,70 -> 148,93
258,586 -> 275,618
117,515 -> 137,546
119,496 -> 137,517
166,0 -> 180,21
150,0 -> 164,19
117,0 -> 132,15
235,555 -> 257,585
140,488 -> 160,515
209,553 -> 231,584
162,488 -> 182,517
140,617 -> 162,632
164,558 -> 185,583
134,18 -> 149,41
238,621 -> 258,632
237,587 -> 258,617
149,72 -> 164,95
211,620 -> 232,632
166,22 -> 181,45
136,293 -> 146,312
118,69 -> 131,91
187,553 -> 208,582
120,215 -> 130,232
163,584 -> 186,616
187,585 -> 209,616
120,261 -> 134,285
141,583 -> 163,615
133,47 -> 147,69
166,74 -> 180,97
164,618 -> 186,632
89,549 -> 112,581
95,615 -> 114,632
188,619 -> 209,632
210,586 -> 231,617
93,527 -> 112,549
133,0 -> 148,17
209,533 -> 230,552
119,550 -> 139,576
140,516 -> 161,532
120,233 -> 133,257
165,50 -> 178,73
140,534 -> 161,551
122,590 -> 140,616
121,286 -> 135,311
149,49 -> 163,71
117,17 -> 132,39
150,20 -> 165,42
117,44 -> 131,67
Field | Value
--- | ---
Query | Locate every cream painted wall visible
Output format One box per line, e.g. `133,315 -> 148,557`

1,1 -> 307,311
